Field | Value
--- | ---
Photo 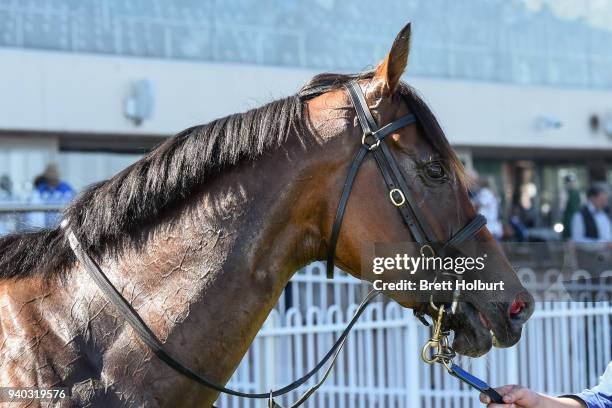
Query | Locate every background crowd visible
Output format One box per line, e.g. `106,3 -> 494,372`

472,173 -> 611,245
0,163 -> 74,234
2,162 -> 610,249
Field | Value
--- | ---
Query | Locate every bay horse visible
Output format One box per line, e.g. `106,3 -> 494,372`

0,23 -> 533,407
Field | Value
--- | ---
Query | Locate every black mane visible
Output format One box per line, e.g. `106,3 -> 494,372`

0,72 -> 464,280
0,95 -> 302,280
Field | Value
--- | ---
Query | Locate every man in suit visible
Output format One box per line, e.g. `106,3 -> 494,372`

571,185 -> 611,244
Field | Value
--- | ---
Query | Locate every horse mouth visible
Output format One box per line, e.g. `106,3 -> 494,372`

445,302 -> 525,358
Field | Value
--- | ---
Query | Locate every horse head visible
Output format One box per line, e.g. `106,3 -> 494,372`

301,23 -> 534,357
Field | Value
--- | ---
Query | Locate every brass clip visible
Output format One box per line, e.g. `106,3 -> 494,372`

421,307 -> 455,366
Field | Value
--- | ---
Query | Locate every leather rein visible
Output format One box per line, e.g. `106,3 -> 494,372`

62,80 -> 489,407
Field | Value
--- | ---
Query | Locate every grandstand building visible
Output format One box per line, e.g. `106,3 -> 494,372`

1,0 -> 611,228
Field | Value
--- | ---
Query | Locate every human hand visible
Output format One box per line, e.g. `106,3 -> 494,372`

480,385 -> 542,407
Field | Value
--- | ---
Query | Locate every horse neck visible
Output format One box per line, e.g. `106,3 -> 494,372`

69,130 -> 325,404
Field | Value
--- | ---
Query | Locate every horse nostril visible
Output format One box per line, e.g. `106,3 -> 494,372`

509,299 -> 525,317
508,292 -> 532,320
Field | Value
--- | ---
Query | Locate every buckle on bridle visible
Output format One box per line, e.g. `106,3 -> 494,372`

361,132 -> 381,150
389,188 -> 406,207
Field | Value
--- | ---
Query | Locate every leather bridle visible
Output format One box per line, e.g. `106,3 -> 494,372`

322,82 -> 503,404
326,80 -> 486,279
62,80 -> 489,407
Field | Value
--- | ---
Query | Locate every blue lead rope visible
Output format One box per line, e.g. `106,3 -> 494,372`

448,363 -> 504,403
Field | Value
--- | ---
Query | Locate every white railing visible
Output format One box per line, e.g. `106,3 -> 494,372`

0,197 -> 68,234
217,262 -> 612,408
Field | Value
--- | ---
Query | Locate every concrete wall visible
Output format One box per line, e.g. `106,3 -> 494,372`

0,48 -> 611,151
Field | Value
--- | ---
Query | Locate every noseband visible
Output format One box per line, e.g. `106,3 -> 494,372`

326,80 -> 487,283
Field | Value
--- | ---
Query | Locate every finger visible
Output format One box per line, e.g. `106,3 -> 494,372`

494,385 -> 516,396
481,385 -> 515,404
479,392 -> 490,404
504,387 -> 530,404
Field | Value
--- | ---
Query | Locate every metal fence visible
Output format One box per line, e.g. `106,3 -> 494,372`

217,263 -> 612,408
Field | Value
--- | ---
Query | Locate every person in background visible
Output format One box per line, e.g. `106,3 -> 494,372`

480,361 -> 612,407
508,204 -> 528,242
475,177 -> 503,239
35,163 -> 74,197
571,185 -> 611,244
562,174 -> 581,240
0,175 -> 12,199
28,163 -> 75,228
33,174 -> 48,190
0,175 -> 13,235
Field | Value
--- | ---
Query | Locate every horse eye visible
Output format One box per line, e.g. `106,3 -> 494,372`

426,163 -> 445,179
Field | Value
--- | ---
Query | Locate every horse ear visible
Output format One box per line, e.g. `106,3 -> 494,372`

371,23 -> 411,97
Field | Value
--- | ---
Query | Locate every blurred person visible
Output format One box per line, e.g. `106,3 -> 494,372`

28,163 -> 75,228
475,176 -> 503,239
0,175 -> 13,235
33,174 -> 47,190
562,174 -> 581,240
571,185 -> 611,244
480,361 -> 612,407
508,204 -> 528,242
34,162 -> 74,197
467,168 -> 480,203
0,174 -> 12,199
540,190 -> 554,227
518,167 -> 538,228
